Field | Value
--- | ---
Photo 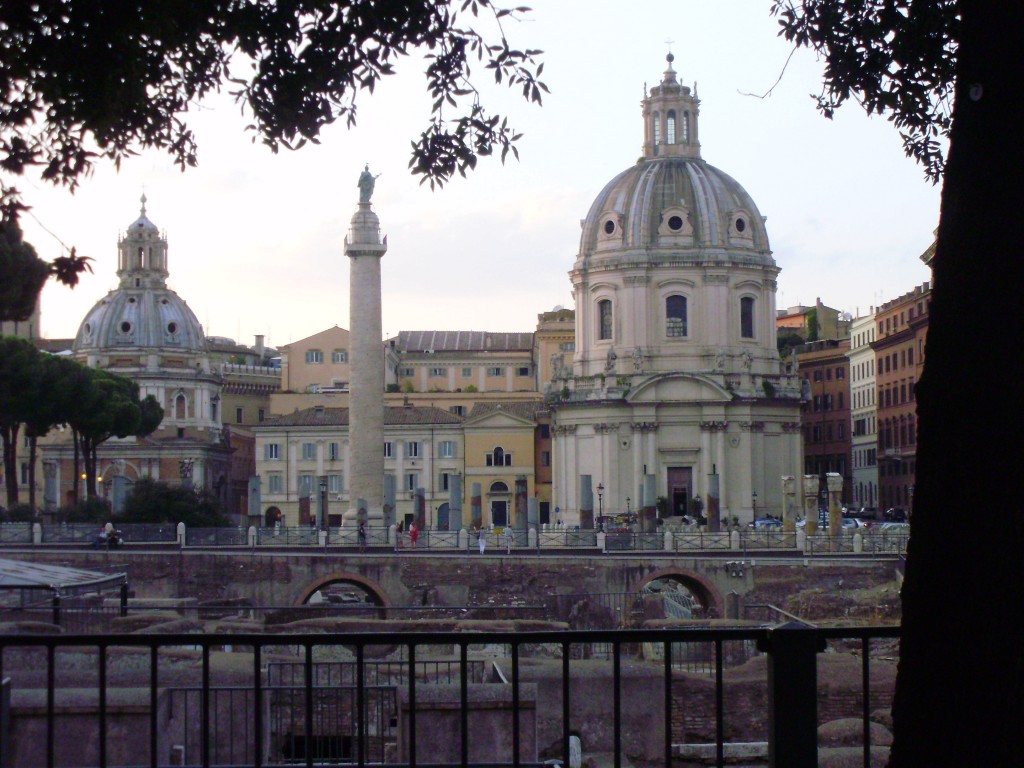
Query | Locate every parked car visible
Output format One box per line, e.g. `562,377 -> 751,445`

876,522 -> 910,532
749,517 -> 783,529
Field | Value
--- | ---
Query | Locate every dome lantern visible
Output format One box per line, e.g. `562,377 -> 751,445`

642,52 -> 700,159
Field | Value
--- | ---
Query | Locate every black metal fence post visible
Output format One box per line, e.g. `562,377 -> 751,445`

759,621 -> 825,768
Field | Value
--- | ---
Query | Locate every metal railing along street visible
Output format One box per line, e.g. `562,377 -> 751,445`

0,625 -> 901,768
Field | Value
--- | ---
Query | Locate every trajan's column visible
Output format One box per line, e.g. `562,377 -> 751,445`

344,165 -> 387,524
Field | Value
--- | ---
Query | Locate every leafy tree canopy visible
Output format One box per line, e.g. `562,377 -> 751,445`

0,0 -> 546,207
119,477 -> 231,527
771,0 -> 957,181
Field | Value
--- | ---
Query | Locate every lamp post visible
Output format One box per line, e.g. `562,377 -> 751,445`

752,490 -> 758,522
597,482 -> 604,525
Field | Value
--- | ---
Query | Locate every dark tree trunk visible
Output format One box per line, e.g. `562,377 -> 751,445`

72,429 -> 81,505
1,425 -> 20,506
27,435 -> 36,509
889,2 -> 1024,765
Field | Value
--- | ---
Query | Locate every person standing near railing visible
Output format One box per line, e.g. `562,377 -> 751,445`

395,520 -> 404,551
358,521 -> 367,553
478,526 -> 487,555
409,521 -> 419,549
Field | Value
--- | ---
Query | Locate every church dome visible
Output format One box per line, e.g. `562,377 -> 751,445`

579,156 -> 771,261
73,197 -> 207,354
578,54 -> 772,266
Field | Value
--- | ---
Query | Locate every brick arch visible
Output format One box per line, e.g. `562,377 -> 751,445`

298,571 -> 392,608
635,567 -> 723,618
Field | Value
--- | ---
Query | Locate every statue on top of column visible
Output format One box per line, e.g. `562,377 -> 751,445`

358,164 -> 381,203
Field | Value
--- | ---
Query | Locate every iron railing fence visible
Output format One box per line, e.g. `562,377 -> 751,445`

0,625 -> 901,768
0,523 -> 31,544
4,522 -> 909,555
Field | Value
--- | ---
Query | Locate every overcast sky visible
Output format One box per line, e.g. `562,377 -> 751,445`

21,0 -> 940,349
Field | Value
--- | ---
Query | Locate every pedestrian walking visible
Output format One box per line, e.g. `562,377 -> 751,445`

478,527 -> 487,555
409,521 -> 419,549
357,521 -> 367,553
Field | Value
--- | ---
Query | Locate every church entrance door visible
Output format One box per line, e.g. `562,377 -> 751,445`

667,467 -> 692,516
491,500 -> 509,527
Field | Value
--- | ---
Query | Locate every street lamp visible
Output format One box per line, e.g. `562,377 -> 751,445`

752,490 -> 758,522
626,496 -> 631,515
596,482 -> 604,524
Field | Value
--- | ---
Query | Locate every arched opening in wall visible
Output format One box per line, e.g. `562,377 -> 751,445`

175,393 -> 187,420
652,111 -> 661,153
305,578 -> 386,610
666,295 -> 688,337
682,110 -> 690,143
265,506 -> 282,527
598,299 -> 613,340
740,296 -> 756,339
666,110 -> 677,143
488,481 -> 510,527
641,575 -> 707,618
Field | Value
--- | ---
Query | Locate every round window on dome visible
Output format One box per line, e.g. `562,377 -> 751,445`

167,322 -> 178,334
161,299 -> 169,305
667,215 -> 684,232
603,220 -> 616,235
128,297 -> 136,303
735,217 -> 747,233
120,321 -> 132,333
84,323 -> 92,335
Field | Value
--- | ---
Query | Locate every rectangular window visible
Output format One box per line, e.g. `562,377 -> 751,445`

332,349 -> 348,363
461,368 -> 473,378
258,408 -> 266,422
406,473 -> 418,492
430,367 -> 446,377
384,441 -> 393,458
405,441 -> 420,458
399,367 -> 415,377
740,296 -> 755,338
813,370 -> 822,382
235,406 -> 244,424
838,423 -> 845,439
449,405 -> 466,416
268,474 -> 283,494
559,342 -> 575,352
328,442 -> 340,461
487,367 -> 504,377
598,299 -> 613,340
305,349 -> 324,364
439,440 -> 456,458
264,443 -> 280,460
301,442 -> 316,460
517,366 -> 531,377
540,424 -> 551,439
825,368 -> 832,381
541,451 -> 551,467
298,474 -> 315,496
539,501 -> 551,525
328,474 -> 342,494
20,462 -> 29,485
441,472 -> 451,491
836,367 -> 845,379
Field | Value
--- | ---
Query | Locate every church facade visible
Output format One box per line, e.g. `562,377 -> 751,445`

42,198 -> 235,512
548,56 -> 804,527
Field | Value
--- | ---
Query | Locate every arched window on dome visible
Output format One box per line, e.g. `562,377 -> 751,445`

666,295 -> 688,337
175,393 -> 187,420
666,110 -> 677,144
652,111 -> 661,154
740,296 -> 756,339
682,111 -> 691,143
598,299 -> 613,341
136,247 -> 144,269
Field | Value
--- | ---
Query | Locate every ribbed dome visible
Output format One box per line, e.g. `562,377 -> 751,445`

73,287 -> 207,353
73,196 -> 207,354
578,155 -> 772,263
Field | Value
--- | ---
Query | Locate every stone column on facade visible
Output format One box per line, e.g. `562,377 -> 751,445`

471,482 -> 482,530
579,475 -> 594,530
514,475 -> 528,530
449,474 -> 463,531
707,469 -> 721,532
803,474 -> 820,535
344,186 -> 388,524
716,431 -> 727,522
527,496 -> 538,531
780,475 -> 797,533
826,472 -> 844,541
414,486 -> 426,531
643,474 -> 657,530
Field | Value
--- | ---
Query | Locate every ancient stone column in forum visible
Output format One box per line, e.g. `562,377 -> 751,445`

344,166 -> 387,524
